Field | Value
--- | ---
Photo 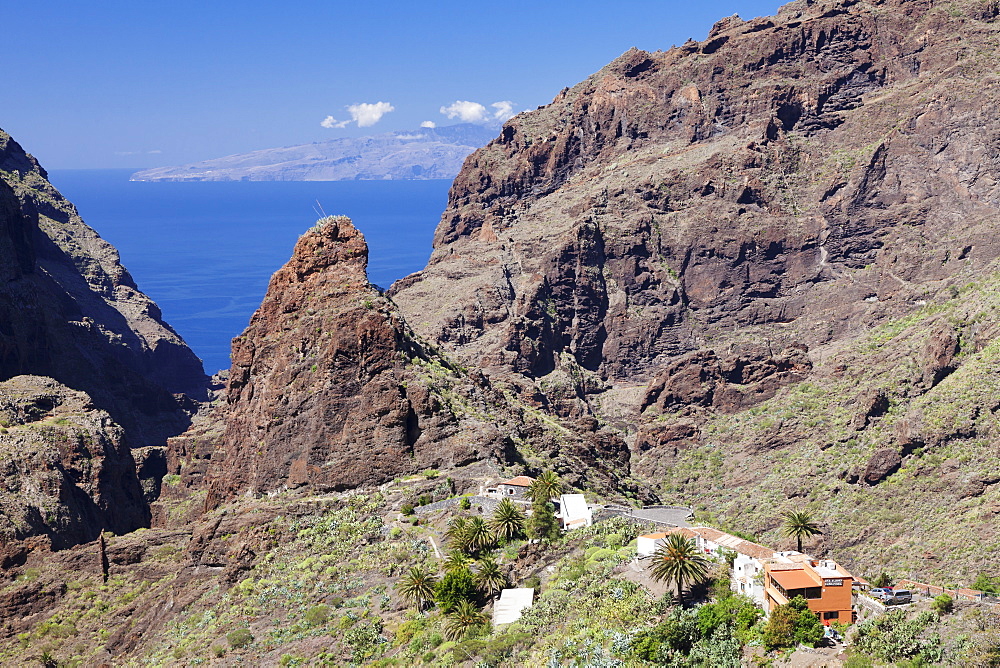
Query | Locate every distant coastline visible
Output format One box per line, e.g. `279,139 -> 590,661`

130,123 -> 495,182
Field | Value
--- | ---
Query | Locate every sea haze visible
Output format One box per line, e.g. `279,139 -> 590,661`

48,170 -> 450,374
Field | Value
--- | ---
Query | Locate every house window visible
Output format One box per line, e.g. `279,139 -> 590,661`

823,611 -> 838,620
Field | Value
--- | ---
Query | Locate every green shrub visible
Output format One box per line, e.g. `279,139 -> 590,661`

401,503 -> 415,516
931,594 -> 953,616
227,628 -> 254,649
417,494 -> 432,506
762,596 -> 823,650
434,568 -> 477,613
304,604 -> 331,626
459,497 -> 472,510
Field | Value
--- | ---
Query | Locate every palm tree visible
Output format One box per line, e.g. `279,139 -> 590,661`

645,533 -> 710,605
464,516 -> 495,554
397,566 -> 437,611
443,550 -> 474,574
782,510 -> 823,552
444,516 -> 470,550
528,470 -> 563,504
443,599 -> 489,640
474,556 -> 508,599
490,498 -> 526,542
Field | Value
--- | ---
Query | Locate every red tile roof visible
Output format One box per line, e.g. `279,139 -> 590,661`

500,475 -> 534,487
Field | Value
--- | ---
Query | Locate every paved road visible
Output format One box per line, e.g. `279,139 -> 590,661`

602,505 -> 693,528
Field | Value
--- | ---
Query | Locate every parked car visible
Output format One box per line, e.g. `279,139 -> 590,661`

885,589 -> 913,605
869,587 -> 893,600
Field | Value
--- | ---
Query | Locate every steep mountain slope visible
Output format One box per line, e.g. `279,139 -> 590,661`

130,124 -> 496,182
0,129 -> 208,445
0,128 -> 209,553
389,0 -> 1000,577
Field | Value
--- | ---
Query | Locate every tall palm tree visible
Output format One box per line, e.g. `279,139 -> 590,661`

490,498 -> 526,542
397,566 -> 437,611
464,516 -> 495,554
473,556 -> 508,599
782,510 -> 823,552
646,533 -> 710,605
443,550 -> 474,574
443,599 -> 489,640
528,470 -> 563,504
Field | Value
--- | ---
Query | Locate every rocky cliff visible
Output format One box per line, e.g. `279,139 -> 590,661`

0,128 -> 210,553
390,0 -> 1000,575
0,128 -> 207,445
199,215 -> 638,502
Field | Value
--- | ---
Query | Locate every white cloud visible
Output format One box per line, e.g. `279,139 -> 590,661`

491,101 -> 515,121
147,149 -> 163,154
439,99 -> 517,124
321,101 -> 394,129
420,120 -> 437,128
321,115 -> 349,129
440,100 -> 489,123
348,101 -> 394,127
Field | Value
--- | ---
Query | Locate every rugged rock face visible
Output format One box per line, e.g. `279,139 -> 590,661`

204,216 -> 513,499
0,128 -> 208,446
389,0 -> 1000,574
0,375 -> 148,553
391,0 -> 1000,415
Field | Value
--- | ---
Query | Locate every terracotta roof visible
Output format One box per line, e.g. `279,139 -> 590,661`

769,568 -> 820,590
639,532 -> 670,540
670,526 -> 778,561
500,475 -> 534,487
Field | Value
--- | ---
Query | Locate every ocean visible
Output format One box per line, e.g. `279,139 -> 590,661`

47,170 -> 451,374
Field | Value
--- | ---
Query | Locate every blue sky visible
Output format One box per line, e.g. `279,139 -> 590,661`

7,0 -> 786,169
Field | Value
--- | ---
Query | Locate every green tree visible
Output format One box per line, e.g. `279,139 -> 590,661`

490,498 -> 526,542
464,516 -> 495,553
474,556 -> 508,599
762,596 -> 823,650
646,534 -> 711,605
444,517 -> 471,552
528,470 -> 563,504
527,500 -> 560,542
782,510 -> 823,552
443,599 -> 489,640
397,566 -> 437,611
434,566 -> 477,613
443,550 -> 473,574
973,573 -> 1000,594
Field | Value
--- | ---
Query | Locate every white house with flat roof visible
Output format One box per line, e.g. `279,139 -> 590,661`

554,493 -> 592,530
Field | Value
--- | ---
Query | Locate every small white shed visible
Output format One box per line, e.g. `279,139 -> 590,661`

492,588 -> 535,626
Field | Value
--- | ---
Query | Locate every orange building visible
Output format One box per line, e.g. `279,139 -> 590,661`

763,557 -> 855,625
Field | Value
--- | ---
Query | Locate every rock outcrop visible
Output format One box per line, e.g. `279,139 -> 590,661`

0,375 -> 148,552
204,216 -> 513,499
0,128 -> 208,446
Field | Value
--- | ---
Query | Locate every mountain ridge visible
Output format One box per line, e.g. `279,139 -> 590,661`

130,123 -> 497,182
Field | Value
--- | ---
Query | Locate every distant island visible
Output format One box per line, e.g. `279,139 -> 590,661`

130,123 -> 497,182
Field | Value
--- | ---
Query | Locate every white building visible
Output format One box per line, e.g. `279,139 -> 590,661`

554,493 -> 592,530
493,588 -> 535,626
637,526 -> 804,611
